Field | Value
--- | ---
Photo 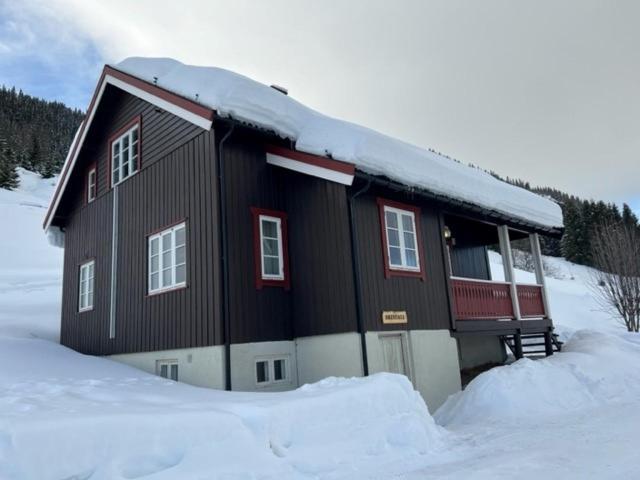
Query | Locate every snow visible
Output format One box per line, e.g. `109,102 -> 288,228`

109,57 -> 562,230
3,172 -> 639,478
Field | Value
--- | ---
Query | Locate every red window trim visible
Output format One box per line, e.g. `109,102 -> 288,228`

377,197 -> 426,281
84,162 -> 97,205
107,115 -> 142,189
251,207 -> 290,290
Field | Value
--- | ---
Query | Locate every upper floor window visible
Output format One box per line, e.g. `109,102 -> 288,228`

110,119 -> 140,187
86,166 -> 97,203
148,222 -> 187,294
251,207 -> 290,290
377,198 -> 425,280
79,260 -> 95,312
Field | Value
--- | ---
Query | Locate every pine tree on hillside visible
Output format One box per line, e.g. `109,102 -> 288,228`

622,203 -> 639,229
0,138 -> 19,190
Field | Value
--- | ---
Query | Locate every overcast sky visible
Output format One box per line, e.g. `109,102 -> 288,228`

1,0 -> 638,212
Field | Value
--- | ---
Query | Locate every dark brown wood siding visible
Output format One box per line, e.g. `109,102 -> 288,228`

59,87 -> 221,355
352,187 -> 453,332
222,137 -> 358,344
450,246 -> 491,280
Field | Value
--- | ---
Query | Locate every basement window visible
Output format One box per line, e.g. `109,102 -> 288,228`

110,119 -> 140,187
78,260 -> 95,312
377,198 -> 425,280
156,359 -> 179,381
148,222 -> 187,294
251,208 -> 290,289
255,357 -> 289,386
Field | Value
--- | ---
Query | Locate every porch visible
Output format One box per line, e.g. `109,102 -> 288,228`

443,214 -> 559,359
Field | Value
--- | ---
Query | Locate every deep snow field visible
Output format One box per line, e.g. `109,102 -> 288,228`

0,170 -> 638,479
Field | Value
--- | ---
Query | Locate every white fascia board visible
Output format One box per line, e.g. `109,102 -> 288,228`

266,153 -> 354,186
105,75 -> 212,130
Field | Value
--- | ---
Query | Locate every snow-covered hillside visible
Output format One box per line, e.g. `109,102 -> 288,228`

1,171 -> 639,479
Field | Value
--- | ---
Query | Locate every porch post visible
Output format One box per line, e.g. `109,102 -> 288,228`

529,233 -> 552,319
498,225 -> 521,320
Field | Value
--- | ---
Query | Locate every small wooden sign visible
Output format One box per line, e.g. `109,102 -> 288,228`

382,311 -> 408,325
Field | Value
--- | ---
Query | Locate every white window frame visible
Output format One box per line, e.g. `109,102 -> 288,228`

383,205 -> 421,272
78,260 -> 95,312
259,215 -> 284,280
156,359 -> 179,381
148,222 -> 187,295
111,124 -> 139,187
255,356 -> 290,386
87,167 -> 97,203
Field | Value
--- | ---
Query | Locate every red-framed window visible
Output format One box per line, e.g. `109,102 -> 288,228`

85,163 -> 97,204
251,207 -> 290,290
108,115 -> 141,188
377,197 -> 426,280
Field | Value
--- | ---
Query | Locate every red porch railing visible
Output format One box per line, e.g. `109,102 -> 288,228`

517,284 -> 546,318
450,278 -> 547,320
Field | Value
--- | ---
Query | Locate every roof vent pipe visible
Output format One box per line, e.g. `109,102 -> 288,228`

270,84 -> 288,95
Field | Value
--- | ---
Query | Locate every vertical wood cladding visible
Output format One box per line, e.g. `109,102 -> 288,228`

222,138 -> 358,344
450,246 -> 491,280
353,188 -> 453,332
60,87 -> 220,355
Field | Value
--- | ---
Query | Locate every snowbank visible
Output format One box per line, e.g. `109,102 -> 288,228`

435,330 -> 640,426
111,57 -> 562,229
0,169 -> 62,341
0,337 -> 445,479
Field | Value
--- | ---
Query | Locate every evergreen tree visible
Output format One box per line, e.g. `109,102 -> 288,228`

622,203 -> 639,228
0,138 -> 19,190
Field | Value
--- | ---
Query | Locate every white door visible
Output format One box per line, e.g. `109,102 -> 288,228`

380,334 -> 408,376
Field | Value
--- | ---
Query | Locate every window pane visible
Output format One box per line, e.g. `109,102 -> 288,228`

401,214 -> 414,233
150,237 -> 159,256
150,272 -> 159,291
132,127 -> 138,143
263,238 -> 278,256
113,143 -> 120,157
274,359 -> 285,381
264,257 -> 280,276
262,219 -> 277,238
112,168 -> 120,185
175,227 -> 185,247
160,364 -> 168,378
80,293 -> 86,309
162,251 -> 172,271
170,364 -> 178,381
406,249 -> 418,268
88,263 -> 94,278
385,211 -> 398,229
175,264 -> 186,284
123,135 -> 129,150
150,255 -> 159,273
404,231 -> 416,250
387,228 -> 400,247
122,159 -> 129,179
256,361 -> 268,383
80,267 -> 87,282
87,291 -> 94,307
162,268 -> 172,287
162,233 -> 172,252
175,245 -> 186,265
389,246 -> 402,266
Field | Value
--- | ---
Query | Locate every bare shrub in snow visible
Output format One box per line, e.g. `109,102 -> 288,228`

589,223 -> 640,332
512,249 -> 564,280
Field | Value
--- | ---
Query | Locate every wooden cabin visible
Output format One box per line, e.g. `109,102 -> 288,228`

44,58 -> 563,411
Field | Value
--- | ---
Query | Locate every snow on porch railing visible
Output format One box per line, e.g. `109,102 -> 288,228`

450,278 -> 514,320
450,278 -> 547,320
517,284 -> 546,318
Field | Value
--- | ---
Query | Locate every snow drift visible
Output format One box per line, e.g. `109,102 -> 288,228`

107,57 -> 562,229
0,337 -> 445,479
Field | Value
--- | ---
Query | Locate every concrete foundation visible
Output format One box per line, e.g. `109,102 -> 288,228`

296,332 -> 363,385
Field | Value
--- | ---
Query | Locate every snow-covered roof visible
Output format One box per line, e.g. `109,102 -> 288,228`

114,58 -> 562,229
45,57 -> 563,231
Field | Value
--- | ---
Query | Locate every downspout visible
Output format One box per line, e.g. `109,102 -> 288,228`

347,178 -> 371,376
217,123 -> 235,391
